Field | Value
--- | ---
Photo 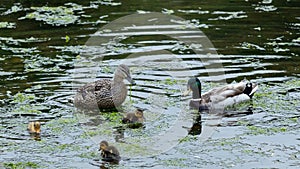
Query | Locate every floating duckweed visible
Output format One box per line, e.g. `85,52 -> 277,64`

161,158 -> 187,167
101,66 -> 112,73
102,112 -> 123,122
162,78 -> 179,85
218,137 -> 240,146
78,151 -> 98,159
247,126 -> 288,135
46,117 -> 78,134
239,42 -> 266,51
178,135 -> 197,143
13,105 -> 42,114
120,143 -> 155,156
91,0 -> 122,6
12,92 -> 35,103
56,117 -> 78,124
1,3 -> 23,15
0,22 -> 16,29
81,130 -> 100,138
290,117 -> 298,123
3,161 -> 39,169
65,35 -> 70,43
19,5 -> 81,26
24,55 -> 65,72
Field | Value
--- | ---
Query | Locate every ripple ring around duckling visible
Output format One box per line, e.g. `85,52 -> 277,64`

73,12 -> 225,158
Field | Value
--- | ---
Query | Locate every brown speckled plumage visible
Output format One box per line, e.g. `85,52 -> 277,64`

74,64 -> 134,110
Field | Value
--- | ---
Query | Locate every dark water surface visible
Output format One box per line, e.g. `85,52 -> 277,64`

0,0 -> 299,168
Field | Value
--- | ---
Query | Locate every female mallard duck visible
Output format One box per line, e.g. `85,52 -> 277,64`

183,78 -> 258,111
122,108 -> 145,124
74,64 -> 135,110
99,140 -> 121,163
28,121 -> 41,134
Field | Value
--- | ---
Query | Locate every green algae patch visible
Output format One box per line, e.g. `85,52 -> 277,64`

160,158 -> 188,168
46,117 -> 79,134
3,161 -> 40,169
19,5 -> 81,26
0,22 -> 16,29
246,126 -> 288,135
9,93 -> 46,115
12,92 -> 36,103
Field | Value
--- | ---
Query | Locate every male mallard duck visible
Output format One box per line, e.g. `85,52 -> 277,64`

99,140 -> 121,163
183,78 -> 258,111
74,64 -> 135,110
122,108 -> 145,124
27,121 -> 41,134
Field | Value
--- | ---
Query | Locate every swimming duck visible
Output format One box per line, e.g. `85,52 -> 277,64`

99,140 -> 121,163
122,108 -> 145,124
27,121 -> 41,134
74,64 -> 135,110
183,78 -> 258,112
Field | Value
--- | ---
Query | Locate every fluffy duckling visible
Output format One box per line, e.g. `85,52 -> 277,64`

99,140 -> 121,163
183,78 -> 258,111
27,121 -> 41,134
122,108 -> 145,124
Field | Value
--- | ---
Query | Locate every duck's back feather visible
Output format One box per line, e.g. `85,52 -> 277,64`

74,78 -> 127,110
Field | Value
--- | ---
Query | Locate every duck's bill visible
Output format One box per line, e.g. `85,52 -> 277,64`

126,76 -> 136,85
183,88 -> 191,96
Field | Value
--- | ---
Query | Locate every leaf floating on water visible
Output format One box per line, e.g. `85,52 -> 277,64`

65,35 -> 70,43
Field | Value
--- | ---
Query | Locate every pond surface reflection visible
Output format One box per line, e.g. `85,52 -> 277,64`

0,0 -> 299,168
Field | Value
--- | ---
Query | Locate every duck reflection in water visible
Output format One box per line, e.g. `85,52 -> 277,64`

188,113 -> 202,135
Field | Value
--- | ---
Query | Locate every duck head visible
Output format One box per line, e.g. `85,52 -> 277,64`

114,64 -> 136,85
135,108 -> 144,118
243,82 -> 258,98
99,140 -> 109,151
183,78 -> 201,99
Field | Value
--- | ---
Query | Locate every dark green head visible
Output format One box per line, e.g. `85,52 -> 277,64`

184,78 -> 201,99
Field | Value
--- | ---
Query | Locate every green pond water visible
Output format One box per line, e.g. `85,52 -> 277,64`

0,0 -> 299,168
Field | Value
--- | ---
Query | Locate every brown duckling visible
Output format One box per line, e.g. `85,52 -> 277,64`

99,140 -> 121,163
122,108 -> 145,124
27,121 -> 41,134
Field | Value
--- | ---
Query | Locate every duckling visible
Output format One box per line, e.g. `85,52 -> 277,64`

27,121 -> 41,134
183,78 -> 258,111
74,64 -> 135,110
122,108 -> 145,124
99,140 -> 121,163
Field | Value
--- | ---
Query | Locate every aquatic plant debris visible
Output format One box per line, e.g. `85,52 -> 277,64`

19,5 -> 82,26
0,0 -> 299,168
0,22 -> 16,29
